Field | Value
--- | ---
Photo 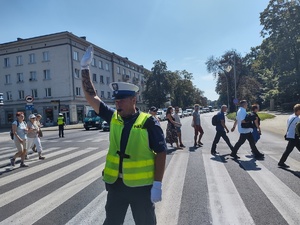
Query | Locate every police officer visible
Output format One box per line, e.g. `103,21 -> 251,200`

81,46 -> 167,225
57,113 -> 65,138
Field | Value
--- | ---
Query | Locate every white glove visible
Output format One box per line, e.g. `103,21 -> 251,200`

151,181 -> 162,203
80,45 -> 94,69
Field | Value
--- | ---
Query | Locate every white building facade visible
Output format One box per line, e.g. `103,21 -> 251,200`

0,32 -> 147,127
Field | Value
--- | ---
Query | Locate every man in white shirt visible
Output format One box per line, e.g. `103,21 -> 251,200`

278,104 -> 300,168
230,100 -> 264,159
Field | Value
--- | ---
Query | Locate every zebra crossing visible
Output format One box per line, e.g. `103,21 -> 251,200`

1,133 -> 300,224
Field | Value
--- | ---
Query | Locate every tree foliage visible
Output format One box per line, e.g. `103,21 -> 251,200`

142,60 -> 206,109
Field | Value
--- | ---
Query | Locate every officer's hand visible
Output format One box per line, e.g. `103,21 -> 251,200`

151,181 -> 162,203
80,45 -> 94,69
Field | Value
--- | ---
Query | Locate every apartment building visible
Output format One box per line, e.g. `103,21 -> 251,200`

0,31 -> 147,127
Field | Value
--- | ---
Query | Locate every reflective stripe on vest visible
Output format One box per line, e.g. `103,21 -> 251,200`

103,111 -> 155,187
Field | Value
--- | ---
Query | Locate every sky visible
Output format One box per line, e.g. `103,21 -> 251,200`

0,0 -> 270,101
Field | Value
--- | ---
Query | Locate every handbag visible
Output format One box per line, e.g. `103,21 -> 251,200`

191,119 -> 194,127
38,128 -> 43,137
284,117 -> 296,140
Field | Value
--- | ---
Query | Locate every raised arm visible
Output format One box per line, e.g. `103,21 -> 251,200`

81,46 -> 101,114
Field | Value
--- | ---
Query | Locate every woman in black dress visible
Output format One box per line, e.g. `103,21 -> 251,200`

165,106 -> 182,149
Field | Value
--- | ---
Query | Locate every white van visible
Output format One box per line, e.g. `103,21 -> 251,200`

156,110 -> 166,121
186,108 -> 193,116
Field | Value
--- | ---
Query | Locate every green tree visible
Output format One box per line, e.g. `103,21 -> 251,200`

260,0 -> 300,104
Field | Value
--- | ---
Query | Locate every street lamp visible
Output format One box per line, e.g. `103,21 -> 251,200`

225,53 -> 237,102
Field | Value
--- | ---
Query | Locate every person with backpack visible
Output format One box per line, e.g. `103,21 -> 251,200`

10,112 -> 28,168
211,105 -> 234,155
230,100 -> 264,160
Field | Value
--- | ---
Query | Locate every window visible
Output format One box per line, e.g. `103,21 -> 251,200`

6,91 -> 12,100
76,87 -> 81,96
100,91 -> 104,98
73,51 -> 79,61
29,71 -> 37,81
117,66 -> 120,74
43,70 -> 51,80
107,92 -> 111,99
31,89 -> 38,98
105,63 -> 109,71
99,60 -> 103,69
128,71 -> 131,77
45,88 -> 52,97
92,73 -> 97,82
18,90 -> 25,100
17,73 -> 24,82
106,77 -> 110,85
43,51 -> 49,61
100,75 -> 104,84
5,74 -> 11,84
74,68 -> 80,78
16,56 -> 22,65
4,58 -> 10,67
92,58 -> 96,67
123,69 -> 126,75
29,53 -> 35,63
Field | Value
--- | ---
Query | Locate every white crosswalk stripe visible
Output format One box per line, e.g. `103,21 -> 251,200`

1,133 -> 300,224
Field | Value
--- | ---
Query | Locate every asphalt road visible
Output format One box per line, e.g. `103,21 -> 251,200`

1,112 -> 300,225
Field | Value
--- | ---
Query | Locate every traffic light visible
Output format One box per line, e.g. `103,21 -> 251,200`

0,93 -> 3,105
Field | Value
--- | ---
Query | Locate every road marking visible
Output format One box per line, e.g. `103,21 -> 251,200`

0,150 -> 107,208
155,150 -> 189,225
203,153 -> 255,225
240,156 -> 300,225
0,163 -> 105,225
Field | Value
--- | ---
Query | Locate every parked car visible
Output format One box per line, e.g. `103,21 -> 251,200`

156,110 -> 166,121
102,121 -> 110,131
183,110 -> 188,117
186,109 -> 193,116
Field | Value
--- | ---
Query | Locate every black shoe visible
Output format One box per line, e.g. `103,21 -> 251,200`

25,155 -> 28,160
211,151 -> 219,156
32,146 -> 37,152
39,156 -> 45,160
254,153 -> 265,159
10,158 -> 15,167
198,141 -> 203,146
230,153 -> 240,159
278,162 -> 289,168
180,144 -> 185,148
193,144 -> 197,148
20,163 -> 29,168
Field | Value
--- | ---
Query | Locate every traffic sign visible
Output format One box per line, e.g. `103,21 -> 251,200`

25,105 -> 34,110
25,95 -> 34,103
233,98 -> 239,105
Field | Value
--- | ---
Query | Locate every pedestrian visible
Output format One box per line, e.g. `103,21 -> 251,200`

57,113 -> 65,138
32,114 -> 43,152
250,104 -> 262,143
211,105 -> 234,155
149,106 -> 159,122
81,45 -> 167,225
230,100 -> 264,159
173,106 -> 185,148
27,114 -> 45,160
192,104 -> 204,147
278,104 -> 300,168
10,112 -> 28,168
165,106 -> 182,149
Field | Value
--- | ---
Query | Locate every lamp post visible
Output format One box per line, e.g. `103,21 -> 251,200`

225,53 -> 237,110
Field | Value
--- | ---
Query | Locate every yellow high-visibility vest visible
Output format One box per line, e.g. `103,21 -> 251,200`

103,111 -> 155,187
